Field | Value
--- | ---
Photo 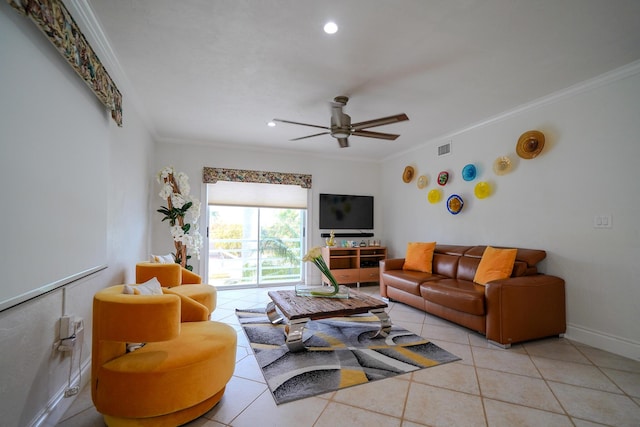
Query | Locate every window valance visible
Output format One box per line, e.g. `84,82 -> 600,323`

202,167 -> 312,189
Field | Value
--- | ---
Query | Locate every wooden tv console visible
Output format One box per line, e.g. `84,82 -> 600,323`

321,246 -> 387,286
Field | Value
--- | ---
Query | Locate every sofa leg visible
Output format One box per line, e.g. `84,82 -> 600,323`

488,339 -> 511,349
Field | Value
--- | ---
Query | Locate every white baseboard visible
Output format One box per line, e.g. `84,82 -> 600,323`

565,324 -> 640,362
29,358 -> 91,427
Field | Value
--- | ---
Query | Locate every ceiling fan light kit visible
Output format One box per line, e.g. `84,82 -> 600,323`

274,96 -> 409,148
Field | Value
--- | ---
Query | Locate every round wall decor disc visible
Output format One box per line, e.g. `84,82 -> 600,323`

474,181 -> 491,199
428,188 -> 441,204
462,164 -> 477,181
437,171 -> 449,186
516,130 -> 545,159
447,194 -> 464,214
493,156 -> 512,175
403,166 -> 415,183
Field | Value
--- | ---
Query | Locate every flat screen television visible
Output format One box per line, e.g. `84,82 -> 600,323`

319,193 -> 374,230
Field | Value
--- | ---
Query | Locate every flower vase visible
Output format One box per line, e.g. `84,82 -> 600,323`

295,283 -> 350,299
301,246 -> 349,298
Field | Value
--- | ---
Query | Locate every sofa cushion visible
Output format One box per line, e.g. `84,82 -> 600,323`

474,246 -> 517,285
403,242 -> 436,273
383,270 -> 444,295
456,256 -> 482,282
420,279 -> 485,315
96,321 -> 236,418
435,245 -> 474,257
432,253 -> 460,278
150,253 -> 175,263
465,245 -> 546,268
512,261 -> 528,277
122,278 -> 163,295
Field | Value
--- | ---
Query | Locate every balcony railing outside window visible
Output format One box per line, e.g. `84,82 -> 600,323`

207,206 -> 305,288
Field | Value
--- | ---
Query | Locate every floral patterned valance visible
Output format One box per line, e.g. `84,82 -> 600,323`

203,167 -> 312,189
8,0 -> 123,126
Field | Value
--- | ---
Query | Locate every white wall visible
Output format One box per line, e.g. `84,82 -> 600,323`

0,3 -> 154,426
152,142 -> 382,283
380,64 -> 640,360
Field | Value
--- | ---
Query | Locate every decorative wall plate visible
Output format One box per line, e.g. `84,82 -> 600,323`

493,156 -> 512,175
417,175 -> 428,189
516,130 -> 545,159
427,188 -> 441,204
437,171 -> 449,186
462,164 -> 477,181
474,182 -> 491,199
403,166 -> 415,183
447,194 -> 464,214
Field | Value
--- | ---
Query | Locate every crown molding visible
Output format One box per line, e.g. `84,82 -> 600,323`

387,59 -> 640,162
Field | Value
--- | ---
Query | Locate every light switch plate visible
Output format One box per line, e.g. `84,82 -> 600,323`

593,214 -> 612,229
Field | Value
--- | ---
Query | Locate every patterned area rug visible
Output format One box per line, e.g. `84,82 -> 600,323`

236,308 -> 460,404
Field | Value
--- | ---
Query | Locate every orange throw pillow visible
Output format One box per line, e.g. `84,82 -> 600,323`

474,246 -> 517,285
403,242 -> 436,273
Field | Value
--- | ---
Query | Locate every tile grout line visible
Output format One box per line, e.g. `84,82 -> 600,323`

467,334 -> 490,427
523,343 -> 575,422
572,341 -> 640,403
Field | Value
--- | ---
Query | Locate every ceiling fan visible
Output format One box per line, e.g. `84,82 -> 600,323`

273,96 -> 409,148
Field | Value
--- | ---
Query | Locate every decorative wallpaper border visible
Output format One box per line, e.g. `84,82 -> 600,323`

203,167 -> 312,189
8,0 -> 123,126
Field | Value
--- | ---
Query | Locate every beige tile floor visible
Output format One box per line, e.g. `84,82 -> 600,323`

57,285 -> 640,427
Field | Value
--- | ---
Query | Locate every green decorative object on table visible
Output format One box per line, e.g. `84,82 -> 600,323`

301,247 -> 348,297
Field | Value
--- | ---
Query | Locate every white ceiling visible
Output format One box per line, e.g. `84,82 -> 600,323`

88,0 -> 640,161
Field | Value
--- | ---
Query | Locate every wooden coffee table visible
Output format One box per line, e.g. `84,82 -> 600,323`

266,289 -> 391,352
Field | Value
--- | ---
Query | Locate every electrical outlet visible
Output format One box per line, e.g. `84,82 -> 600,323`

60,315 -> 74,339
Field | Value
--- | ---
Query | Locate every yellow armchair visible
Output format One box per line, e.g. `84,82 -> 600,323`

136,262 -> 216,314
92,285 -> 236,427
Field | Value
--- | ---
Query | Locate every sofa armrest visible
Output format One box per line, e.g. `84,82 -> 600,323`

181,267 -> 202,284
380,258 -> 405,271
379,258 -> 405,298
163,288 -> 209,322
485,274 -> 566,346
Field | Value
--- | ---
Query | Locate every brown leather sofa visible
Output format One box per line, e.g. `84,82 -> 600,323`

379,245 -> 566,347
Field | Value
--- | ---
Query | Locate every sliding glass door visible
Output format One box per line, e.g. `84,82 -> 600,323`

208,205 -> 305,288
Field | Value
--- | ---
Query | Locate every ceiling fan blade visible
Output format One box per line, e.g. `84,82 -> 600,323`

273,118 -> 329,130
352,130 -> 400,140
290,132 -> 330,141
337,137 -> 349,148
351,113 -> 409,130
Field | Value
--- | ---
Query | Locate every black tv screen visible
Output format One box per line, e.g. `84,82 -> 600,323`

319,193 -> 374,230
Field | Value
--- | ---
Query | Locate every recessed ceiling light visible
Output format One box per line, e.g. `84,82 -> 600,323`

323,21 -> 338,34
267,121 -> 276,127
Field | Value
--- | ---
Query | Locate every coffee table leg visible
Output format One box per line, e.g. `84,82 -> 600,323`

266,301 -> 283,324
370,308 -> 392,338
285,318 -> 309,352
